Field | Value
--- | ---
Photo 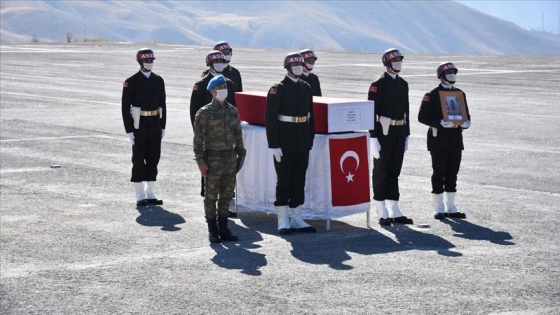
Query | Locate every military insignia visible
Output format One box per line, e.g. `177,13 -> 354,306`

423,95 -> 430,102
369,86 -> 377,92
123,82 -> 128,88
193,84 -> 199,91
269,87 -> 277,95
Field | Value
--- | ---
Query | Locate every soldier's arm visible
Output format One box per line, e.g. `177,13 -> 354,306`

193,109 -> 208,167
121,77 -> 135,133
368,82 -> 379,138
265,85 -> 282,148
190,83 -> 202,128
160,77 -> 167,129
418,92 -> 440,128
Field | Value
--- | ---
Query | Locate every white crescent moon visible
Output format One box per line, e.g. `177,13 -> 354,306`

340,151 -> 359,173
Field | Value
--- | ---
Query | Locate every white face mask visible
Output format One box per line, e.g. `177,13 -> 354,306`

305,63 -> 314,70
224,54 -> 232,62
213,62 -> 226,73
291,65 -> 303,76
445,74 -> 457,84
391,61 -> 402,72
215,89 -> 228,101
143,62 -> 153,71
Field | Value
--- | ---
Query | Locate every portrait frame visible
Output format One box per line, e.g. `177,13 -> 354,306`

439,90 -> 467,124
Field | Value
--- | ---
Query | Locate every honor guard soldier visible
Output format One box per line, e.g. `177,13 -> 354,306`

193,75 -> 246,243
368,48 -> 413,226
299,49 -> 322,96
418,62 -> 471,220
201,41 -> 243,93
265,52 -> 317,235
190,50 -> 238,214
121,48 -> 166,207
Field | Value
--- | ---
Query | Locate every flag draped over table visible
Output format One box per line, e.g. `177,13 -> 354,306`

328,135 -> 370,206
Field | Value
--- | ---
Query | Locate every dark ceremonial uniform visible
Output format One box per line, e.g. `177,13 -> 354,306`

418,85 -> 470,194
265,76 -> 315,208
300,72 -> 322,96
367,72 -> 410,201
122,71 -> 166,183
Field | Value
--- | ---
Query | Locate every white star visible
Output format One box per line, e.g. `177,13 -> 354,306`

346,172 -> 354,182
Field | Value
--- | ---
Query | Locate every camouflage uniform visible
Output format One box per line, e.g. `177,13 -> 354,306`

193,99 -> 246,219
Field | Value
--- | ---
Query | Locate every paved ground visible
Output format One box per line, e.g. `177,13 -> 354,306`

1,43 -> 559,314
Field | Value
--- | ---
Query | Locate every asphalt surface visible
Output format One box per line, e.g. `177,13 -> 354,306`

1,43 -> 559,315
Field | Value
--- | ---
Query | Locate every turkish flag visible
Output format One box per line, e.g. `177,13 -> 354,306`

329,135 -> 370,206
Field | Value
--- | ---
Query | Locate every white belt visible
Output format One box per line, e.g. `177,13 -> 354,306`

278,114 -> 307,123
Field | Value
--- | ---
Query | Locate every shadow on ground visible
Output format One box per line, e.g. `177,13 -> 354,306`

235,210 -> 461,270
136,205 -> 186,231
441,218 -> 515,245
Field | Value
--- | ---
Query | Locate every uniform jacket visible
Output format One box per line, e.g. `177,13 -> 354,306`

265,76 -> 315,153
190,73 -> 237,127
202,65 -> 243,93
121,71 -> 166,133
300,72 -> 322,96
193,99 -> 246,165
418,85 -> 471,152
367,72 -> 410,140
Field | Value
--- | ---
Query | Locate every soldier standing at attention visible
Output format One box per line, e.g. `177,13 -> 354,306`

368,48 -> 413,226
121,48 -> 166,207
299,49 -> 322,96
418,62 -> 470,220
190,50 -> 237,213
265,52 -> 316,235
193,75 -> 246,243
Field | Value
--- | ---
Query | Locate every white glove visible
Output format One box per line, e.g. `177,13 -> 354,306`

440,119 -> 455,128
272,148 -> 283,163
404,136 -> 409,152
461,120 -> 471,129
127,132 -> 135,145
161,129 -> 166,138
370,138 -> 381,159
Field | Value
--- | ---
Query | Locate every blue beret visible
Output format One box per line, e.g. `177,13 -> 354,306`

207,75 -> 227,90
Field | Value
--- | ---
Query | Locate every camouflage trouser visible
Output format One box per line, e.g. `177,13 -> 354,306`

203,155 -> 237,219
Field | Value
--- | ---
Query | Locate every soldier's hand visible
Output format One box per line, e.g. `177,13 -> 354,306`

370,138 -> 381,159
198,162 -> 208,177
461,120 -> 471,129
271,148 -> 283,163
440,119 -> 455,128
127,132 -> 135,145
404,136 -> 409,152
161,129 -> 166,138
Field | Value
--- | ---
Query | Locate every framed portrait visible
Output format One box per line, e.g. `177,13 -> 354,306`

439,90 -> 467,124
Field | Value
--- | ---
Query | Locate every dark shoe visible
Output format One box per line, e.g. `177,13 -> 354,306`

136,199 -> 148,207
291,226 -> 317,233
218,216 -> 238,242
146,199 -> 163,205
445,212 -> 466,219
378,218 -> 391,226
206,218 -> 222,244
434,213 -> 446,220
278,228 -> 292,235
391,216 -> 414,224
228,210 -> 237,218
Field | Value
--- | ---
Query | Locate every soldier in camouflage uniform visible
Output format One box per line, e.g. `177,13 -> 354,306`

193,75 -> 246,243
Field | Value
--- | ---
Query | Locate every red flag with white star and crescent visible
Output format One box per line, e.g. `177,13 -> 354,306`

328,135 -> 370,206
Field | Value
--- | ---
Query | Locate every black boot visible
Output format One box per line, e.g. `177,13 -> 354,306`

206,218 -> 221,244
218,216 -> 238,242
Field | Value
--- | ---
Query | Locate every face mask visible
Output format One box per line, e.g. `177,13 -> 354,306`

445,74 -> 457,84
215,89 -> 228,101
213,62 -> 226,73
391,61 -> 402,72
305,63 -> 314,70
291,65 -> 303,76
143,62 -> 153,71
224,54 -> 232,62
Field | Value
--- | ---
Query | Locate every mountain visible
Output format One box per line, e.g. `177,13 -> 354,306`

1,0 -> 559,55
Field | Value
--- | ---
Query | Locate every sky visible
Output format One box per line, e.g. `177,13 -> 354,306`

457,0 -> 560,33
